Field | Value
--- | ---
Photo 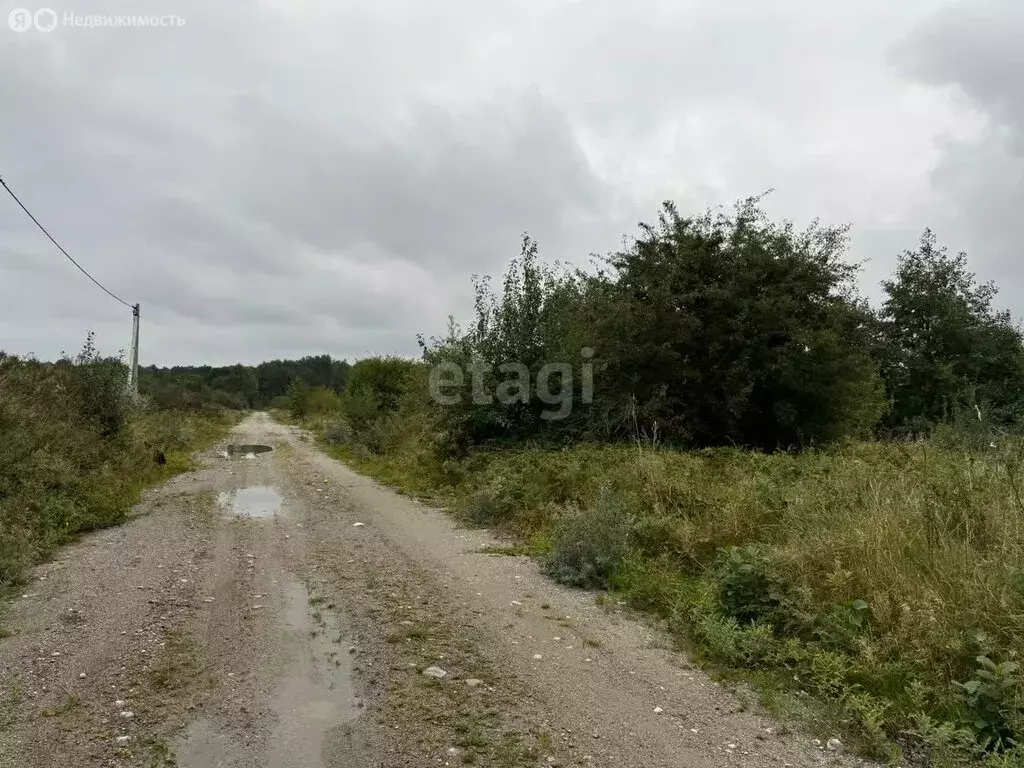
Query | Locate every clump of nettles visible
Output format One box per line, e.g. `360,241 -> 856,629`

543,492 -> 630,589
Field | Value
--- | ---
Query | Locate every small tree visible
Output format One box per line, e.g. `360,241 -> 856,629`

879,230 -> 1024,434
66,332 -> 131,438
286,377 -> 312,419
346,357 -> 418,414
420,236 -> 601,449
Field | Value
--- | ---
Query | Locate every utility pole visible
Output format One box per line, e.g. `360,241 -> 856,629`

127,303 -> 140,396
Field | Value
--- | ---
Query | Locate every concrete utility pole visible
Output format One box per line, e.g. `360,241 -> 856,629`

127,303 -> 140,396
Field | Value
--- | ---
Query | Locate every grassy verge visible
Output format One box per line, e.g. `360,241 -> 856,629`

1,391 -> 238,590
290,410 -> 1024,766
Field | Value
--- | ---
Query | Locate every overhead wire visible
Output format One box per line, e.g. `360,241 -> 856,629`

0,174 -> 134,309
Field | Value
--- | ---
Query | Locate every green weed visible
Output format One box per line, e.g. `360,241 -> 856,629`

542,493 -> 630,589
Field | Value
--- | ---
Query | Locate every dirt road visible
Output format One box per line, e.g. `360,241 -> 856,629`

0,413 -> 861,767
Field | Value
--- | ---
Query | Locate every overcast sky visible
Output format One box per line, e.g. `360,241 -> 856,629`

1,0 -> 1021,366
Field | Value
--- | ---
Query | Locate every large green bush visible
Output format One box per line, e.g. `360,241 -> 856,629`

597,198 -> 886,449
421,198 -> 889,451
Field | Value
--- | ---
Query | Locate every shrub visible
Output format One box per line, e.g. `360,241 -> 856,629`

543,493 -> 631,589
66,332 -> 132,437
695,615 -> 776,667
346,357 -> 419,415
287,379 -> 342,419
460,488 -> 519,527
307,386 -> 342,414
599,197 -> 886,449
714,545 -> 796,628
324,420 -> 353,446
958,656 -> 1022,752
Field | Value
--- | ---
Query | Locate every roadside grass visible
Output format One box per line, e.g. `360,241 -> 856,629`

380,605 -> 548,767
289,409 -> 1024,766
0,353 -> 239,593
478,544 -> 533,557
0,408 -> 237,592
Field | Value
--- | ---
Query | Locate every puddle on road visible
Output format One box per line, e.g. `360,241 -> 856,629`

217,486 -> 282,519
173,719 -> 243,767
220,444 -> 274,460
173,581 -> 357,768
267,582 -> 358,766
226,444 -> 274,457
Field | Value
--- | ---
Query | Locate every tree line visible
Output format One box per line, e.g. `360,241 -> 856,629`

139,355 -> 350,411
407,196 -> 1024,453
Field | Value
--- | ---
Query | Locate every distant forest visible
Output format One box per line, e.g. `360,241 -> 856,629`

139,355 -> 350,411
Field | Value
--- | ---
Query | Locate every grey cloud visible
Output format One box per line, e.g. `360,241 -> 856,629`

2,0 -> 1022,365
221,91 -> 609,271
1,0 -> 608,364
895,0 -> 1024,144
893,0 -> 1024,313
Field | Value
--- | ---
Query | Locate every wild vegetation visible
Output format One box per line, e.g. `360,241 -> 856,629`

140,355 -> 350,411
0,335 -> 237,589
292,196 -> 1024,766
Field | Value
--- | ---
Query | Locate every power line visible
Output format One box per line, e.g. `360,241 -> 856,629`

0,174 -> 133,309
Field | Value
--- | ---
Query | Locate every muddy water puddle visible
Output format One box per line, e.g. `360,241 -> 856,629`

267,582 -> 358,765
174,581 -> 358,767
217,486 -> 282,519
226,443 -> 274,457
